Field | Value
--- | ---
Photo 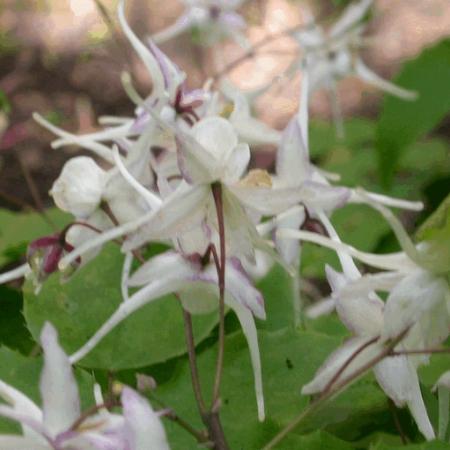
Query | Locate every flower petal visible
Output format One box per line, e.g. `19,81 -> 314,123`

354,59 -> 418,100
39,323 -> 80,436
122,387 -> 170,450
276,117 -> 310,186
226,297 -> 265,421
374,355 -> 435,440
118,0 -> 165,105
0,435 -> 49,450
382,270 -> 449,341
302,337 -> 381,395
329,0 -> 372,38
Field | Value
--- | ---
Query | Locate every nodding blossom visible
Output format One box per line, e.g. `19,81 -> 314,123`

151,0 -> 248,46
68,250 -> 266,422
0,322 -> 170,450
292,0 -> 417,135
278,196 -> 449,440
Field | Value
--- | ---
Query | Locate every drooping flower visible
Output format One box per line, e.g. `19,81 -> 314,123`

151,0 -> 248,47
292,0 -> 417,134
68,250 -> 266,422
0,322 -> 170,450
278,201 -> 450,440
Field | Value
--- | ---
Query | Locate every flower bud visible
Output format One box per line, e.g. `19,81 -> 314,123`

50,156 -> 107,218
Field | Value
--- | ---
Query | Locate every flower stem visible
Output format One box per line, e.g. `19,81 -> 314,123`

211,183 -> 226,408
181,307 -> 207,416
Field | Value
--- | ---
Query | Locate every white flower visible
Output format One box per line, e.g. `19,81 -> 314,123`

50,156 -> 107,218
0,323 -> 119,449
280,203 -> 449,440
151,0 -> 247,46
68,250 -> 266,422
0,323 -> 171,450
220,81 -> 281,146
293,0 -> 417,133
121,387 -> 170,450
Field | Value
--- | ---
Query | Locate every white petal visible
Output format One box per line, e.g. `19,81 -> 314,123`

354,59 -> 418,100
122,387 -> 170,450
229,186 -> 304,216
302,337 -> 381,395
374,356 -> 435,440
350,189 -> 423,211
277,229 -> 417,272
305,297 -> 336,319
32,113 -> 114,162
327,267 -> 384,336
50,156 -> 107,218
0,380 -> 42,439
223,143 -> 250,184
151,12 -> 192,44
191,117 -> 238,170
112,147 -> 162,210
226,297 -> 265,421
122,183 -> 210,250
128,251 -> 197,287
299,182 -> 350,212
0,381 -> 41,420
0,405 -> 47,439
275,207 -> 304,266
330,0 -> 372,38
118,1 -> 165,105
0,435 -> 49,450
121,252 -> 134,302
276,117 -> 310,186
434,371 -> 450,391
39,323 -> 80,436
383,270 -> 448,340
59,183 -> 209,269
0,264 -> 31,285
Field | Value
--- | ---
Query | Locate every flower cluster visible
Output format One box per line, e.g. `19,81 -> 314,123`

0,0 -> 447,448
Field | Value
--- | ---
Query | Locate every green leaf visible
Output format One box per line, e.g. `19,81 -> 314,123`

256,264 -> 295,331
415,193 -> 450,273
376,39 -> 450,186
24,246 -> 219,370
371,441 -> 450,450
156,328 -> 387,449
0,208 -> 71,266
0,347 -> 94,433
0,286 -> 34,354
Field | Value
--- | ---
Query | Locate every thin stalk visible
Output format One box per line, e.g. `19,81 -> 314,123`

211,183 -> 226,407
388,399 -> 408,444
181,307 -> 207,416
390,347 -> 450,356
262,329 -> 409,450
149,392 -> 209,444
322,336 -> 380,394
